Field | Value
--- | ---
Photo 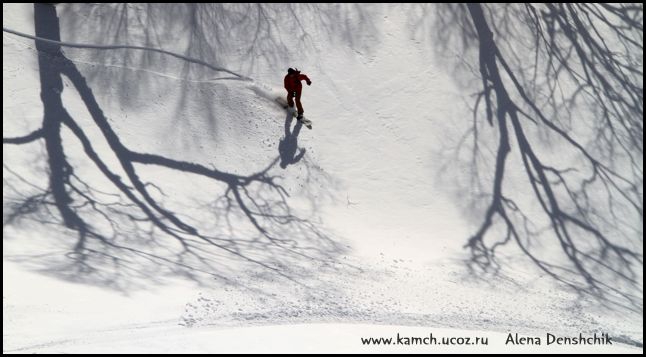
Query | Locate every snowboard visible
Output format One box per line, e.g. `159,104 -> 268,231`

278,98 -> 312,129
297,116 -> 312,129
290,109 -> 312,129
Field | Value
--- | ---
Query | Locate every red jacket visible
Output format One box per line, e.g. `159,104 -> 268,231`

284,73 -> 310,93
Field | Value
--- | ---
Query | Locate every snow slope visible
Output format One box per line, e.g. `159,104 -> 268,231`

3,3 -> 642,353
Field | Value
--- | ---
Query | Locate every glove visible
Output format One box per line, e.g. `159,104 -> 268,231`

306,80 -> 312,86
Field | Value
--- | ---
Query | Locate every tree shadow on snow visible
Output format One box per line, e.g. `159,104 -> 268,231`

52,3 -> 382,137
3,4 -> 353,293
422,3 -> 643,313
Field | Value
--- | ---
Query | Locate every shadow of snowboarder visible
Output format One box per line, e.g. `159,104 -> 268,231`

278,112 -> 306,169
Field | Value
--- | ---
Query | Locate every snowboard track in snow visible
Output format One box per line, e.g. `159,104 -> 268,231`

2,26 -> 250,81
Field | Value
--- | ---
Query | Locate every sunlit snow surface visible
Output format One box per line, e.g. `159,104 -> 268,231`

3,3 -> 642,353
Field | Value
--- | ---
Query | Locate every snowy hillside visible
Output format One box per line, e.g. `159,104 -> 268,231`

3,3 -> 643,353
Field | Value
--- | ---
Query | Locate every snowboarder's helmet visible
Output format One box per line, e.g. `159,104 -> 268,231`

288,68 -> 296,74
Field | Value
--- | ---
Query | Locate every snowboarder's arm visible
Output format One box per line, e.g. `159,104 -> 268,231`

299,74 -> 312,85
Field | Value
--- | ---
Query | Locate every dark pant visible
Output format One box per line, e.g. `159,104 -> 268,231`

287,90 -> 303,115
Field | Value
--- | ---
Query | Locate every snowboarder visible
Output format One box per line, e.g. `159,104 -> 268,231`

284,68 -> 311,120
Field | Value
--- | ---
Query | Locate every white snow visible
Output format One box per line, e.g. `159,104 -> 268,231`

3,3 -> 642,353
